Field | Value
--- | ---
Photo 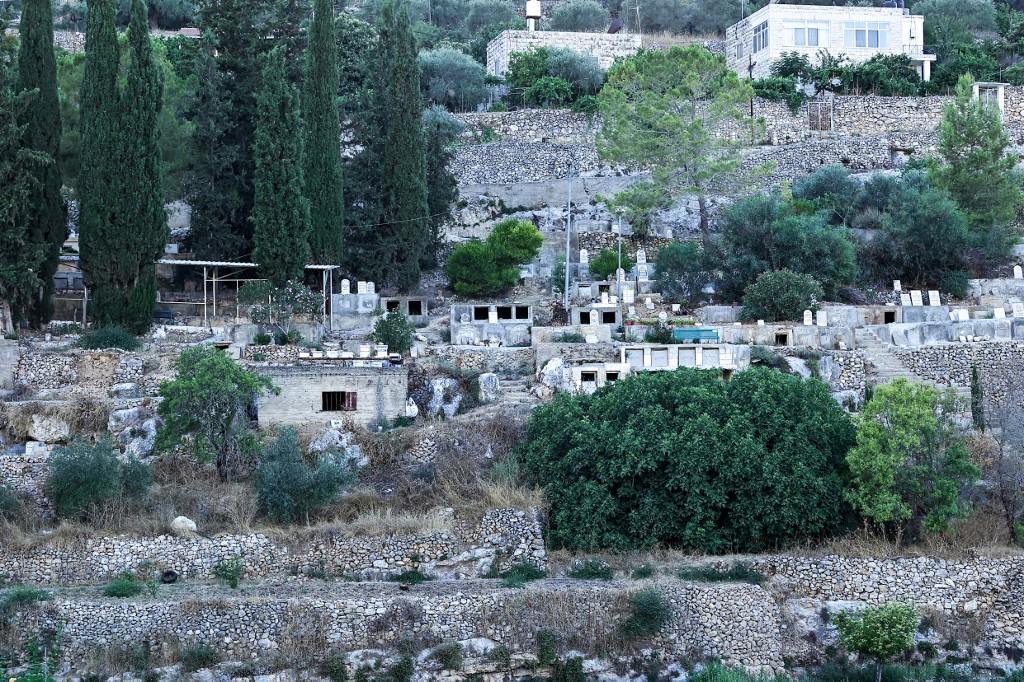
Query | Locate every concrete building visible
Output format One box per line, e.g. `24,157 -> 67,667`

621,343 -> 752,374
257,363 -> 409,430
725,3 -> 935,81
450,303 -> 533,346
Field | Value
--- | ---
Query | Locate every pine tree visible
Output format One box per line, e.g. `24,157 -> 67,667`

252,47 -> 311,286
114,0 -> 168,330
16,0 -> 66,326
79,0 -> 166,333
303,0 -> 345,266
0,9 -> 47,320
77,0 -> 122,323
937,74 -> 1024,269
375,0 -> 429,291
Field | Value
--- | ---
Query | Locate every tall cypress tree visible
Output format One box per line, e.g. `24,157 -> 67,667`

252,47 -> 311,286
17,0 -> 66,326
302,0 -> 345,266
77,0 -> 121,324
375,0 -> 429,291
114,0 -> 167,330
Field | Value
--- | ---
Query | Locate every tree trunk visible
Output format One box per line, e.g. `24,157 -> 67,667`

698,194 -> 710,247
875,662 -> 883,682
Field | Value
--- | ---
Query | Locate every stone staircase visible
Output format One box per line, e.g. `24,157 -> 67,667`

500,377 -> 535,406
854,327 -> 971,402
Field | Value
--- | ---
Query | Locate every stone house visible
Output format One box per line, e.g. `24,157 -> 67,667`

257,363 -> 409,430
486,30 -> 641,78
726,3 -> 935,81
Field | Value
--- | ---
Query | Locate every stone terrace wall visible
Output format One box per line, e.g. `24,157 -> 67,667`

0,454 -> 49,512
1,508 -> 545,585
893,342 -> 1024,394
754,555 -> 1024,650
429,345 -> 535,374
15,579 -> 784,673
457,109 -> 598,145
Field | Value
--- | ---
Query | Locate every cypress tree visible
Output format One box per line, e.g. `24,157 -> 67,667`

17,0 -> 66,326
115,0 -> 167,330
302,0 -> 345,266
376,0 -> 429,291
252,47 -> 311,287
421,106 -> 460,269
77,0 -> 121,324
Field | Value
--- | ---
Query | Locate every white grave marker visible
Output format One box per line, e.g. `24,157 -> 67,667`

757,319 -> 765,327
910,290 -> 924,307
1013,302 -> 1024,318
637,265 -> 650,281
995,307 -> 1007,319
623,288 -> 635,304
636,249 -> 647,264
816,310 -> 827,327
340,279 -> 351,295
1015,265 -> 1023,280
893,280 -> 902,292
366,281 -> 376,295
658,311 -> 668,322
601,292 -> 609,304
488,310 -> 498,324
928,291 -> 941,307
580,249 -> 589,264
645,297 -> 655,310
803,310 -> 813,326
900,293 -> 913,307
957,309 -> 970,322
671,304 -> 680,312
357,281 -> 367,294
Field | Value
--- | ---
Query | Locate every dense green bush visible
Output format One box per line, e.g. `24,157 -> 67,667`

836,603 -> 919,682
417,47 -> 488,111
545,47 -> 604,95
517,368 -> 855,552
620,589 -> 671,638
549,0 -> 609,31
446,219 -> 542,297
793,164 -> 864,226
588,248 -> 633,281
752,75 -> 806,113
103,572 -> 148,598
46,439 -> 151,522
0,483 -> 21,520
77,326 -> 141,351
372,310 -> 416,354
431,643 -> 464,670
536,629 -> 559,666
527,76 -> 574,106
501,561 -> 546,587
213,557 -> 245,588
655,241 -> 713,308
740,270 -> 824,323
255,427 -> 349,524
180,643 -> 223,672
506,46 -> 603,105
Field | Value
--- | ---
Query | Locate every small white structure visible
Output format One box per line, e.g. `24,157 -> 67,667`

726,3 -> 935,82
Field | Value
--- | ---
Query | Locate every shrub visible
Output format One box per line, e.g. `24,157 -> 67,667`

252,332 -> 271,345
620,589 -> 671,638
753,75 -> 806,113
588,248 -> 633,282
631,563 -> 655,579
677,563 -> 766,585
387,569 -> 433,585
77,325 -> 141,351
501,561 -> 546,588
567,558 -> 614,580
464,0 -> 517,33
0,483 -> 22,520
431,643 -> 464,670
46,439 -> 151,522
489,644 -> 512,670
526,76 -> 574,107
740,270 -> 824,323
212,557 -> 245,588
255,427 -> 349,524
0,586 -> 51,611
320,651 -> 350,682
103,572 -> 147,598
536,628 -> 558,666
545,47 -> 604,95
417,48 -> 488,112
517,368 -> 855,552
180,643 -> 222,672
571,94 -> 599,115
792,164 -> 863,225
507,47 -> 551,93
552,331 -> 586,343
835,603 -> 919,682
371,310 -> 415,354
552,657 -> 586,682
549,0 -> 608,31
655,241 -> 713,308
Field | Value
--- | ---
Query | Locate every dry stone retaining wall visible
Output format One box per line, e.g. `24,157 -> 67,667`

457,109 -> 598,145
0,508 -> 545,585
13,579 -> 784,673
893,342 -> 1024,396
429,345 -> 535,374
0,453 -> 49,512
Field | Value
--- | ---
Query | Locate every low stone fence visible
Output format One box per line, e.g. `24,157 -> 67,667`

1,508 -> 545,585
429,345 -> 535,375
451,142 -> 626,186
893,342 -> 1024,395
12,579 -> 784,673
457,109 -> 598,145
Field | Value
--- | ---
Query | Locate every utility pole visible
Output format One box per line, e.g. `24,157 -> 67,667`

563,169 -> 573,309
616,217 -> 622,303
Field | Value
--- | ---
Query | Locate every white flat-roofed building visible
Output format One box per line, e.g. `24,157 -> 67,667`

725,3 -> 935,82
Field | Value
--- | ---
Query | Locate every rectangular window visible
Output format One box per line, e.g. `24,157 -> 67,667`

807,27 -> 819,46
322,391 -> 357,412
515,306 -> 530,320
606,372 -> 620,383
753,21 -> 768,53
496,306 -> 513,320
581,372 -> 597,383
579,311 -> 592,325
473,307 -> 488,321
407,300 -> 423,316
794,27 -> 805,46
845,21 -> 887,49
602,311 -> 617,325
385,300 -> 400,312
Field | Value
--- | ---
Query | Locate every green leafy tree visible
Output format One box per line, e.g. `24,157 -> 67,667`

79,0 -> 167,334
16,0 -> 66,326
835,603 -> 919,682
715,193 -> 857,301
517,367 -> 856,552
465,0 -> 517,34
0,8 -> 47,323
741,270 -> 824,323
446,218 -> 542,296
935,74 -> 1023,271
656,241 -> 712,309
865,171 -> 970,293
527,76 -> 573,107
846,379 -> 980,543
549,0 -> 609,32
253,47 -> 311,286
371,309 -> 416,353
545,47 -> 604,97
46,439 -> 151,522
770,52 -> 813,80
237,280 -> 323,339
603,181 -> 671,238
417,48 -> 488,111
303,0 -> 345,267
506,47 -> 550,93
792,164 -> 863,226
916,0 -> 996,59
255,427 -> 349,524
486,218 -> 544,267
157,346 -> 277,481
588,248 -> 634,282
598,46 -> 758,241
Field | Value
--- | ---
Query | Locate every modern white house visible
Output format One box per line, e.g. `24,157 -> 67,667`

725,2 -> 936,82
